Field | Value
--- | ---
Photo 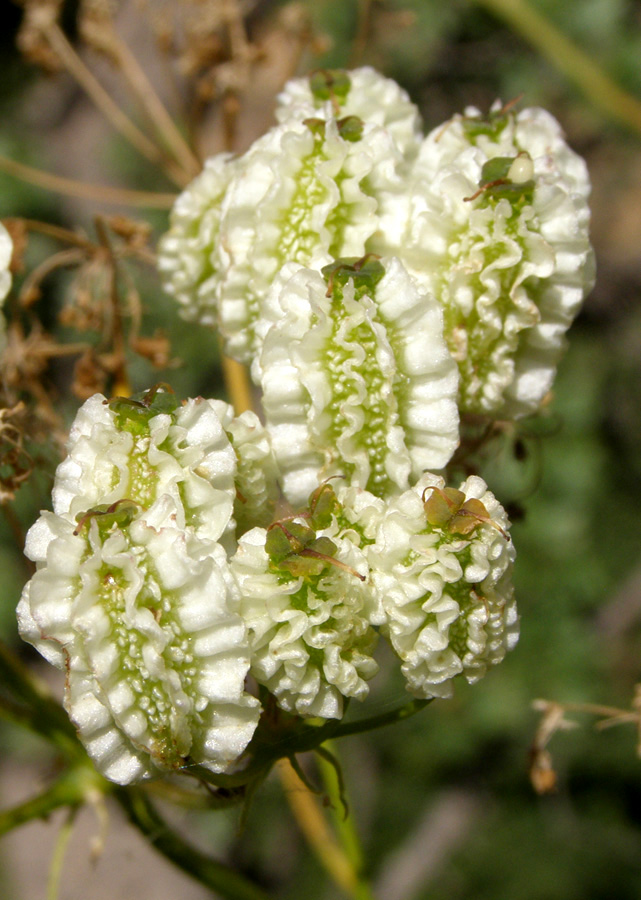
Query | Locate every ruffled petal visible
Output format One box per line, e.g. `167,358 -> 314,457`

275,66 -> 423,160
157,153 -> 236,327
209,399 -> 279,533
52,393 -> 236,543
401,103 -> 594,416
19,511 -> 259,783
368,473 -> 518,698
216,117 -> 403,361
258,259 -> 459,504
232,525 -> 377,719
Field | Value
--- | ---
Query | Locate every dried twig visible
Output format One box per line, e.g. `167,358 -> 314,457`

0,153 -> 177,208
79,8 -> 202,179
26,9 -> 190,186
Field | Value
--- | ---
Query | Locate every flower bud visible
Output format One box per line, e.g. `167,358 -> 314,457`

52,389 -> 238,543
159,107 -> 406,363
215,116 -> 404,361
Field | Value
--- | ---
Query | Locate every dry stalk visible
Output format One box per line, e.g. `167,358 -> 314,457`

79,4 -> 202,179
0,153 -> 177,208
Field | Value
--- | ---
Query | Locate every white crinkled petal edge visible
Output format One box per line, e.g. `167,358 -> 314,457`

402,105 -> 594,417
209,399 -> 280,531
367,473 -> 518,699
275,66 -> 423,159
18,507 -> 260,784
231,526 -> 378,719
216,117 -> 403,362
157,153 -> 236,326
415,104 -> 591,200
258,259 -> 459,505
52,394 -> 237,543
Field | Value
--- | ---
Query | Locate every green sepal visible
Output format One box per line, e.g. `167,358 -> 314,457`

462,109 -> 510,142
423,487 -> 465,529
322,254 -> 385,302
480,157 -> 516,185
308,482 -> 341,531
266,519 -> 341,578
337,115 -> 363,143
308,535 -> 338,559
266,521 -> 316,564
483,180 -> 535,202
473,156 -> 535,204
279,537 -> 339,578
309,69 -> 351,104
303,117 -> 326,138
108,384 -> 179,433
108,396 -> 153,433
74,499 -> 140,536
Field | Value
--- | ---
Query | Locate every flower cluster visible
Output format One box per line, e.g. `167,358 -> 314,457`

19,67 -> 594,785
160,68 -> 594,418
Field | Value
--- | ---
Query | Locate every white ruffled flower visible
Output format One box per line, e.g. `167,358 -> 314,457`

52,390 -> 237,543
275,67 -> 423,159
18,500 -> 260,784
333,482 -> 387,547
157,154 -> 236,329
231,524 -> 378,719
209,400 -> 279,533
257,257 -> 459,505
400,104 -> 595,417
215,116 -> 404,362
368,473 -> 518,698
0,222 -> 13,354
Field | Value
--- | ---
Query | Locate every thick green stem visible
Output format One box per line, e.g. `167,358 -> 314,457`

472,0 -> 641,137
116,788 -> 272,900
317,742 -> 375,900
331,699 -> 432,739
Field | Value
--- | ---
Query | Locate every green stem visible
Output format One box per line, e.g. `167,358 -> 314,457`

317,742 -> 375,900
331,699 -> 432,739
472,0 -> 641,137
187,701 -> 431,793
116,787 -> 272,900
0,641 -> 83,760
47,807 -> 77,900
0,764 -> 104,838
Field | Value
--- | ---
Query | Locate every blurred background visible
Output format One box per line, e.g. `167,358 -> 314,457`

1,1 -> 641,898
